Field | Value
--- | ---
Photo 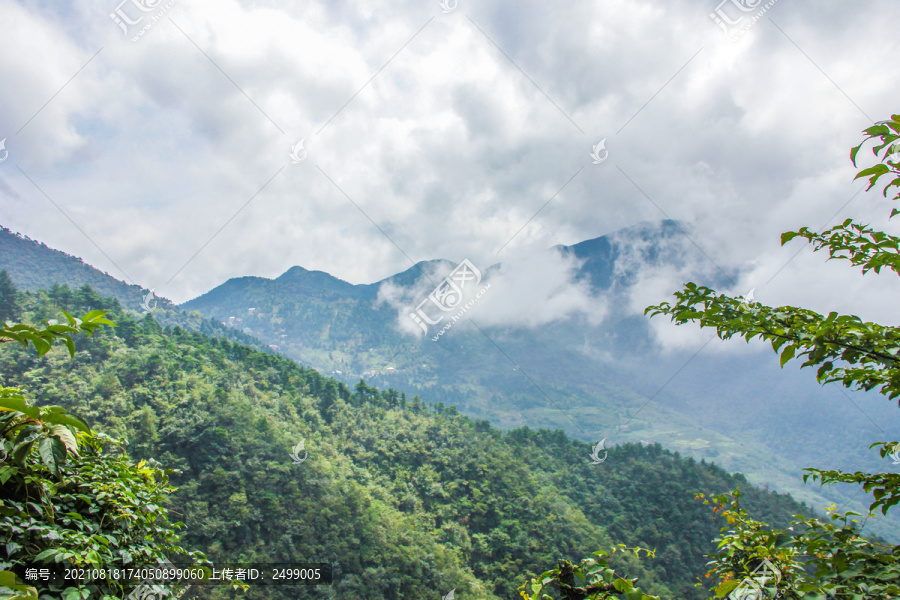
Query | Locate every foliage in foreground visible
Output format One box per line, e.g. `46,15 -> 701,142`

518,547 -> 659,600
0,311 -> 202,599
700,490 -> 899,600
641,115 -> 900,598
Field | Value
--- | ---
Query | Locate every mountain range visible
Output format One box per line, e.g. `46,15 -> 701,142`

3,221 -> 898,542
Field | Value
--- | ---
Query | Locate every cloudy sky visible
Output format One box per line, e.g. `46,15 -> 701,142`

2,0 -> 900,346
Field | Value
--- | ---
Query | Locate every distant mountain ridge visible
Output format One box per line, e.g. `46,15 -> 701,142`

277,265 -> 368,294
3,220 -> 898,541
178,221 -> 900,542
0,226 -> 159,310
558,219 -> 677,289
0,226 -> 267,352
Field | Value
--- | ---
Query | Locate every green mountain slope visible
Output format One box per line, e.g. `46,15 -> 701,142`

0,226 -> 268,354
0,287 -> 809,600
3,221 -> 896,541
179,226 -> 900,541
0,226 -> 153,309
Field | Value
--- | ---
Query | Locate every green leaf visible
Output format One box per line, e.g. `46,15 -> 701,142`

0,570 -> 38,599
715,579 -> 740,598
24,334 -> 52,357
32,549 -> 59,563
49,424 -> 79,455
781,231 -> 801,245
864,124 -> 890,136
42,412 -> 91,434
0,465 -> 18,484
62,335 -> 76,357
38,436 -> 67,477
11,439 -> 35,465
61,586 -> 89,600
44,324 -> 77,334
855,163 -> 891,187
626,589 -> 644,600
0,396 -> 40,420
780,344 -> 796,367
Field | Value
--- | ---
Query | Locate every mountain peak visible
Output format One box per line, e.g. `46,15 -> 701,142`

276,265 -> 311,281
276,265 -> 352,286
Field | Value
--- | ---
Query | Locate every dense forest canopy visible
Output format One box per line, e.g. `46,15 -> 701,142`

0,282 -> 808,599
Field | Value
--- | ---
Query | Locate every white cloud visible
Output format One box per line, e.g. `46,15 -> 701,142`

376,245 -> 605,337
0,0 -> 898,330
477,246 -> 607,328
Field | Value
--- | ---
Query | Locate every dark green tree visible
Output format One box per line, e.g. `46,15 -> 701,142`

0,271 -> 20,323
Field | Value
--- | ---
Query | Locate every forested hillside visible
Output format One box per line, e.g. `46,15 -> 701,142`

0,227 -> 152,309
179,228 -> 900,540
2,222 -> 894,541
0,285 -> 809,599
0,227 -> 269,354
